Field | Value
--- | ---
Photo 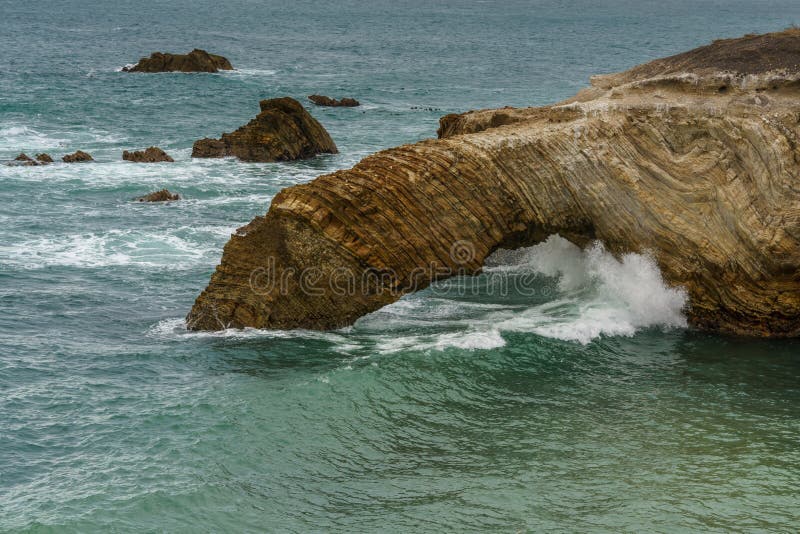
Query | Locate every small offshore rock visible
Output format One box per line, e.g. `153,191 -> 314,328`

122,49 -> 234,73
35,153 -> 53,164
62,150 -> 93,163
123,147 -> 174,163
308,94 -> 360,107
12,153 -> 39,166
192,97 -> 337,162
136,189 -> 180,202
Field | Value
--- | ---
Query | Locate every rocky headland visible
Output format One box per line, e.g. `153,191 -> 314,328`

187,30 -> 800,337
192,97 -> 337,162
122,49 -> 233,73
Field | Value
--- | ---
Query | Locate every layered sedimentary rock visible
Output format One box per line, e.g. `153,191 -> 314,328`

123,147 -> 174,162
122,49 -> 233,73
192,97 -> 338,162
308,95 -> 360,107
136,189 -> 180,202
188,29 -> 800,337
62,151 -> 93,163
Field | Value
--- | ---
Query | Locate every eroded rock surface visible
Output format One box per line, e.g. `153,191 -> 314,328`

123,147 -> 174,163
35,153 -> 53,164
191,97 -> 337,162
122,49 -> 233,73
308,95 -> 360,107
62,151 -> 93,163
188,29 -> 800,337
136,189 -> 180,202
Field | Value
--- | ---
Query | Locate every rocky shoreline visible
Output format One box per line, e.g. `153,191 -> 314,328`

186,29 -> 800,337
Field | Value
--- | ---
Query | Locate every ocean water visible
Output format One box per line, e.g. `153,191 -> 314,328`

2,0 -> 800,531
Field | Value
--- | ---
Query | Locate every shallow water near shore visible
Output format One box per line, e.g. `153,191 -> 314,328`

2,0 -> 800,531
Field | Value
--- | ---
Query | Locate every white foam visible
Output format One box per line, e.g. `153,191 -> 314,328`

363,235 -> 688,347
0,125 -> 69,152
223,68 -> 278,76
0,227 -> 229,270
491,235 -> 688,343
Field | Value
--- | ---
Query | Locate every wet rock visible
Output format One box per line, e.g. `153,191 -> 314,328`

122,147 -> 174,163
122,49 -> 233,73
136,189 -> 180,202
308,95 -> 360,107
191,97 -> 337,162
188,29 -> 800,337
62,150 -> 93,163
35,153 -> 53,164
12,153 -> 39,166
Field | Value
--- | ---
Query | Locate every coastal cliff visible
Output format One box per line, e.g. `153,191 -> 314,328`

187,30 -> 800,337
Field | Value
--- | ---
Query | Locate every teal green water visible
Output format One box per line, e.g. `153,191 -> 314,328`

2,1 -> 800,531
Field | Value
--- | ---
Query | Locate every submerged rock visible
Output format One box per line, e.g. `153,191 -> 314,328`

191,97 -> 337,162
62,150 -> 93,163
308,94 -> 360,107
122,49 -> 233,73
187,29 -> 800,337
136,189 -> 180,202
123,147 -> 174,163
35,153 -> 53,164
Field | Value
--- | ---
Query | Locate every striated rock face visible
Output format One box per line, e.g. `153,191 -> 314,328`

62,150 -> 93,163
191,97 -> 338,162
308,95 -> 360,107
188,29 -> 800,337
123,147 -> 174,163
122,49 -> 233,73
136,189 -> 180,202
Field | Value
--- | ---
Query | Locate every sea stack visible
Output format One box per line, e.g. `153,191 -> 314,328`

192,97 -> 337,162
187,30 -> 800,337
122,49 -> 233,73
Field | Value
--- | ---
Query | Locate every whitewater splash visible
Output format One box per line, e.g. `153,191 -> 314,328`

359,234 -> 688,348
161,235 -> 687,349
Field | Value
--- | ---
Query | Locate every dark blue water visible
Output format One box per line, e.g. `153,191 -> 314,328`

2,1 -> 800,530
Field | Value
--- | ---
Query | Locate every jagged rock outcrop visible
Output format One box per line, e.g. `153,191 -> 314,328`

122,49 -> 233,73
123,147 -> 174,163
187,29 -> 800,337
35,153 -> 53,164
308,95 -> 360,107
11,153 -> 38,166
62,151 -> 93,163
191,97 -> 337,162
136,189 -> 180,202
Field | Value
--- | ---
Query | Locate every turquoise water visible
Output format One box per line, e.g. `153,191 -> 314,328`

2,0 -> 800,531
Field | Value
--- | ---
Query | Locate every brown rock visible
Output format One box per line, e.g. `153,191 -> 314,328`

191,97 -> 337,162
62,151 -> 93,163
136,189 -> 180,202
191,138 -> 227,158
35,153 -> 53,164
122,147 -> 174,163
187,29 -> 800,337
122,49 -> 233,73
308,94 -> 360,107
12,153 -> 38,166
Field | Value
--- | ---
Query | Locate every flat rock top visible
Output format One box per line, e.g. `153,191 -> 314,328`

594,28 -> 800,88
